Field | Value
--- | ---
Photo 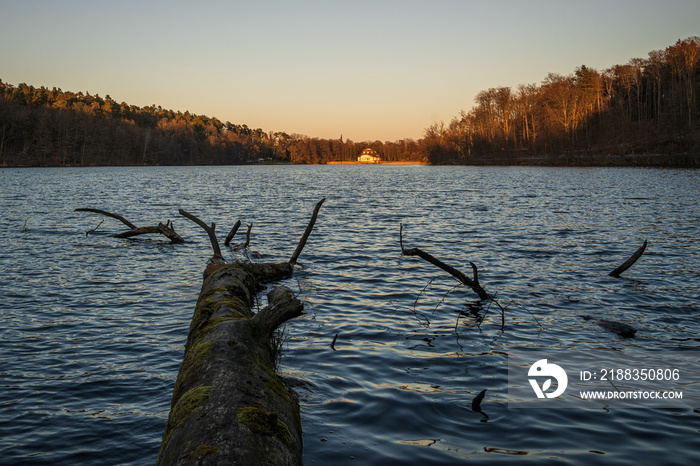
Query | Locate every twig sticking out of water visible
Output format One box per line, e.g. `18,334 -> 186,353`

86,219 -> 104,236
224,220 -> 242,247
400,223 -> 490,301
471,389 -> 489,421
331,333 -> 339,351
471,389 -> 487,412
233,223 -> 253,251
478,294 -> 507,331
609,240 -> 647,277
179,209 -> 222,259
412,277 -> 437,326
290,198 -> 325,265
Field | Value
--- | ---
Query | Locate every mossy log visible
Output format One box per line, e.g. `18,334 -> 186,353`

157,261 -> 303,465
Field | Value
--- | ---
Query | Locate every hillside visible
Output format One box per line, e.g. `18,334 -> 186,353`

1,37 -> 699,167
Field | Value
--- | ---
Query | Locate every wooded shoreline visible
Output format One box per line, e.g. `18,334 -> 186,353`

3,154 -> 698,168
2,37 -> 699,168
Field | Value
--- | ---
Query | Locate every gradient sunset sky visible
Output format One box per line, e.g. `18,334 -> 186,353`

2,0 -> 698,141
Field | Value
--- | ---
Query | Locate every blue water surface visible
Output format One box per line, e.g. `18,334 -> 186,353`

0,165 -> 698,465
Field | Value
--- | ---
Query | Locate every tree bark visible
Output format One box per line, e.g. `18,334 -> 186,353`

157,261 -> 302,465
158,200 -> 326,464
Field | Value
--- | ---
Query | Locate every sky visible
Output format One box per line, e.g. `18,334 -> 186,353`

1,0 -> 699,142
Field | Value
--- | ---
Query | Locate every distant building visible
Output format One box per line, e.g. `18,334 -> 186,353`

358,148 -> 380,163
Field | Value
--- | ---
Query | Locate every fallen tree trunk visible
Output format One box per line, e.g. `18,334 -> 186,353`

158,200 -> 325,465
156,262 -> 303,465
75,208 -> 184,243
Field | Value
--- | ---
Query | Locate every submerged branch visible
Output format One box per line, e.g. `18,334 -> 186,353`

289,198 -> 325,265
76,208 -> 184,243
224,219 -> 242,247
400,223 -> 490,301
609,240 -> 648,277
86,219 -> 104,236
75,208 -> 137,229
179,209 -> 222,258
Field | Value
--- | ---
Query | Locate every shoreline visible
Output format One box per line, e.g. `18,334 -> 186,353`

326,161 -> 425,165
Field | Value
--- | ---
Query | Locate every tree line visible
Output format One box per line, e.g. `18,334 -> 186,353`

1,37 -> 698,167
423,37 -> 700,165
0,81 -> 422,166
0,82 -> 280,166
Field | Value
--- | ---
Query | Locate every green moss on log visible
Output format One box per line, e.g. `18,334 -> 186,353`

194,444 -> 220,456
173,341 -> 211,396
237,405 -> 293,447
190,294 -> 252,339
158,385 -> 213,463
158,261 -> 304,464
170,385 -> 212,431
193,316 -> 234,346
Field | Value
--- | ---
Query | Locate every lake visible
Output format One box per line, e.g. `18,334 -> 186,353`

1,165 -> 699,465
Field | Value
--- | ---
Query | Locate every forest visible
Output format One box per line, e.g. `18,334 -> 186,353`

1,37 -> 698,167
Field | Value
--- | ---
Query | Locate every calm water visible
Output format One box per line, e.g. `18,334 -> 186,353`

1,165 -> 699,465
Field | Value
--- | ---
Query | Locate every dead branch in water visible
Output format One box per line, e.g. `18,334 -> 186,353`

178,209 -> 222,259
76,208 -> 136,229
331,333 -> 339,351
400,223 -> 490,301
224,219 -> 242,246
75,208 -> 184,243
233,223 -> 253,251
289,198 -> 325,265
471,388 -> 487,412
244,223 -> 252,248
85,219 -> 104,236
609,240 -> 648,277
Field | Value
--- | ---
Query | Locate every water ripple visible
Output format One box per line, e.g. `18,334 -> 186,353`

1,165 -> 698,465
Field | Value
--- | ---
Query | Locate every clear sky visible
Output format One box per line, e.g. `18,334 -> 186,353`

1,0 -> 698,142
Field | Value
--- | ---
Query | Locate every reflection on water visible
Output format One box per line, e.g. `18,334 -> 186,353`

1,165 -> 699,465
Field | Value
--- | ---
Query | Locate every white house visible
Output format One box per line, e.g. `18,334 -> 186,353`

358,148 -> 380,163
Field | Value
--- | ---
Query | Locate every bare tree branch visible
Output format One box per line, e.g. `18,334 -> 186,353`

289,198 -> 325,265
75,208 -> 137,229
224,219 -> 242,246
86,219 -> 104,236
179,209 -> 222,258
400,223 -> 490,301
609,240 -> 648,277
76,208 -> 184,243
